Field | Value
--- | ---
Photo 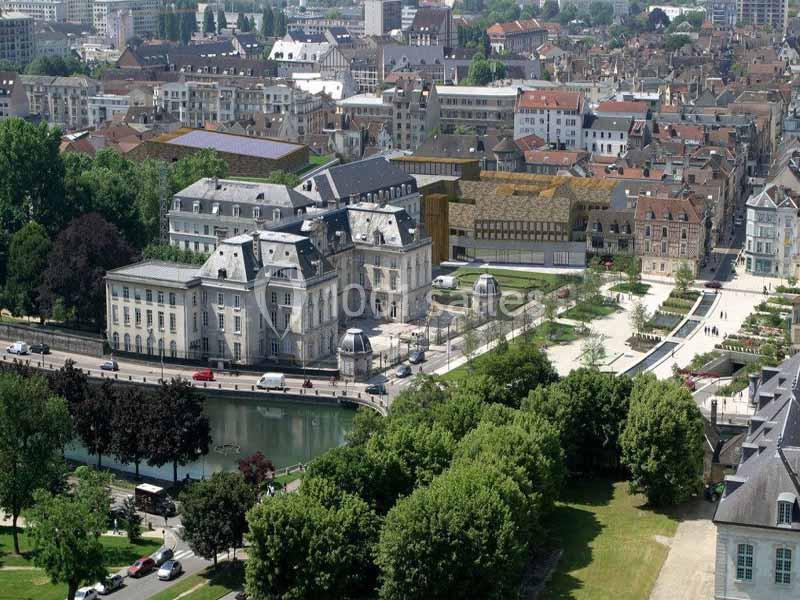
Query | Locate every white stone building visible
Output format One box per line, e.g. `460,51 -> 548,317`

744,186 -> 799,278
1,0 -> 65,21
583,115 -> 632,157
20,74 -> 100,129
714,354 -> 800,600
513,89 -> 588,149
106,202 -> 432,365
87,92 -> 128,126
92,0 -> 158,39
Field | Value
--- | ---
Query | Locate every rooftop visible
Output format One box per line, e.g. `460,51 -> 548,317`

107,261 -> 200,284
161,129 -> 304,160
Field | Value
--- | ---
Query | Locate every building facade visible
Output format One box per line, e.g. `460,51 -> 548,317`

92,0 -> 159,38
744,186 -> 799,278
436,85 -> 517,134
514,90 -> 587,149
583,115 -> 632,157
20,74 -> 100,129
364,0 -> 401,36
1,0 -> 65,21
736,0 -> 788,33
486,18 -> 547,55
0,12 -> 34,65
87,93 -> 129,126
635,196 -> 706,276
383,78 -> 439,151
407,6 -> 455,47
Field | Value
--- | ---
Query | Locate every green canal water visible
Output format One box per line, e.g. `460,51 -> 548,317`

66,394 -> 355,481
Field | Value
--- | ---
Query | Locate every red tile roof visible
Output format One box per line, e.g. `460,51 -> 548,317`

635,195 -> 702,224
516,90 -> 583,111
487,18 -> 545,37
524,150 -> 587,166
596,101 -> 649,115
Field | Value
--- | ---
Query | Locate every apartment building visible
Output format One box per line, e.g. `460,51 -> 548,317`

87,92 -> 128,126
1,0 -> 65,21
635,196 -> 706,276
407,6 -> 456,47
92,0 -> 158,38
707,0 -> 737,26
583,116 -> 632,157
737,0 -> 788,33
0,11 -> 34,65
436,85 -> 516,135
0,70 -> 28,120
513,90 -> 588,149
169,177 -> 314,253
486,18 -> 547,55
744,186 -> 799,277
66,0 -> 93,23
364,0 -> 401,36
20,74 -> 100,129
383,77 -> 439,151
106,201 -> 432,365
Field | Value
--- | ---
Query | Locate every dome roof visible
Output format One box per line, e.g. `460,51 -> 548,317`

473,273 -> 501,296
339,328 -> 372,354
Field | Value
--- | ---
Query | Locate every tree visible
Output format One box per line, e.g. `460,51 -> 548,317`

246,482 -> 381,599
630,300 -> 650,336
182,473 -> 256,565
274,10 -> 287,37
524,369 -> 632,473
589,0 -> 613,25
542,294 -> 558,335
542,0 -> 559,19
665,34 -> 692,51
26,468 -> 111,600
142,243 -> 209,265
0,119 -> 65,234
474,338 -> 558,407
620,375 -> 705,506
462,328 -> 479,366
121,496 -> 142,542
581,266 -> 602,302
264,169 -> 300,187
165,10 -> 179,41
581,329 -> 607,368
217,8 -> 227,30
377,463 -> 528,600
648,7 -> 670,30
236,12 -> 248,31
39,213 -> 134,327
48,358 -> 89,410
626,256 -> 641,288
261,6 -> 274,37
673,261 -> 694,294
147,378 -> 211,482
73,380 -> 115,468
203,5 -> 216,33
464,52 -> 507,86
170,148 -> 228,192
111,386 -> 152,478
0,373 -> 71,555
4,221 -> 50,320
558,3 -> 578,24
238,451 -> 276,489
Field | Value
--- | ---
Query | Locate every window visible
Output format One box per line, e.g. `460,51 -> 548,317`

170,341 -> 177,359
193,201 -> 200,213
217,292 -> 224,306
157,291 -> 164,304
218,314 -> 224,330
193,313 -> 197,332
123,307 -> 130,325
135,309 -> 141,327
271,339 -> 279,355
203,311 -> 208,327
283,313 -> 290,328
776,548 -> 792,584
218,339 -> 224,356
736,543 -> 754,581
234,316 -> 241,333
169,314 -> 176,333
779,501 -> 793,525
234,295 -> 240,309
232,205 -> 240,217
112,305 -> 118,324
284,292 -> 292,305
146,310 -> 153,328
123,286 -> 130,299
112,332 -> 119,349
158,311 -> 164,330
234,342 -> 241,361
271,291 -> 277,304
169,292 -> 176,306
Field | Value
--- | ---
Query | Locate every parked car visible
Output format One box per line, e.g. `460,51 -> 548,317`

192,368 -> 214,381
157,560 -> 183,581
409,350 -> 425,364
365,383 -> 386,395
705,281 -> 722,289
234,593 -> 248,600
395,364 -> 411,378
94,574 -> 123,595
127,556 -> 155,578
100,360 -> 119,372
6,341 -> 27,355
257,372 -> 286,390
153,547 -> 174,566
74,587 -> 99,600
29,342 -> 49,354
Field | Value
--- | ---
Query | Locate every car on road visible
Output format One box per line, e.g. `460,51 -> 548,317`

94,574 -> 123,595
157,559 -> 183,581
192,368 -> 215,381
705,281 -> 722,289
366,383 -> 386,395
6,341 -> 27,355
127,556 -> 155,578
395,364 -> 411,378
409,350 -> 425,364
30,342 -> 50,354
100,359 -> 119,371
257,372 -> 286,390
74,587 -> 99,600
153,547 -> 174,566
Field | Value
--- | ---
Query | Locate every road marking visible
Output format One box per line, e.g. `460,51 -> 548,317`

173,550 -> 194,560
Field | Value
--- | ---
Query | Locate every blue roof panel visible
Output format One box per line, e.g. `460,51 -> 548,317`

166,130 -> 302,160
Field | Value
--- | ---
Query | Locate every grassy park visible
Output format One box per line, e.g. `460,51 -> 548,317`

561,301 -> 619,322
610,282 -> 651,296
543,479 -> 678,600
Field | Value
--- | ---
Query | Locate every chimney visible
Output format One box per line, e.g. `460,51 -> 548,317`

251,231 -> 261,264
710,398 -> 718,427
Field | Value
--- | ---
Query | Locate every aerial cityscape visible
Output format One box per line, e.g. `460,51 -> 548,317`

0,0 -> 795,598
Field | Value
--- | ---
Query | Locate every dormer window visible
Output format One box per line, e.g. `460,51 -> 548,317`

173,199 -> 182,210
253,207 -> 261,219
212,202 -> 220,215
778,494 -> 795,525
193,201 -> 201,214
273,209 -> 281,221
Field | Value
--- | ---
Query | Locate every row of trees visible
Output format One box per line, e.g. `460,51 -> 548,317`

236,335 -> 706,598
158,0 -> 199,44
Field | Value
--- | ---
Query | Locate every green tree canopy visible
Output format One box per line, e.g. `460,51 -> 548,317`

0,372 -> 71,555
620,375 -> 705,506
170,148 -> 229,192
4,221 -> 51,319
464,52 -> 508,86
203,5 -> 216,33
261,6 -> 274,36
26,468 -> 111,600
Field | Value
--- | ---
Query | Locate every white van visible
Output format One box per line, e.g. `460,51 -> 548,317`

432,275 -> 458,289
257,372 -> 287,390
6,341 -> 28,355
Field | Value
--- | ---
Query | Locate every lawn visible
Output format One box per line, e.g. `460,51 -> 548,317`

452,267 -> 577,295
610,282 -> 651,296
0,528 -> 162,599
561,302 -> 619,322
543,479 -> 678,600
147,563 -> 245,600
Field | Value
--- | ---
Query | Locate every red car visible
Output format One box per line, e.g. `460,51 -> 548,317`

128,556 -> 155,578
192,368 -> 215,382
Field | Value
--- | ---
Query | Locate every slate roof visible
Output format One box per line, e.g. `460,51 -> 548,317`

586,115 -> 632,132
107,261 -> 200,285
163,129 -> 303,159
311,157 -> 416,204
410,7 -> 450,31
714,352 -> 800,531
177,178 -> 313,208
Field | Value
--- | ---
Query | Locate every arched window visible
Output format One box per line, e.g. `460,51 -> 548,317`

391,301 -> 397,319
776,548 -> 792,585
112,333 -> 119,350
124,333 -> 131,352
170,341 -> 177,358
135,335 -> 142,353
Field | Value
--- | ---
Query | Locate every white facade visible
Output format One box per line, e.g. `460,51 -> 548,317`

583,117 -> 631,157
647,4 -> 707,19
87,93 -> 128,126
1,0 -> 65,21
513,91 -> 587,148
92,0 -> 158,38
268,39 -> 330,65
744,187 -> 798,278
